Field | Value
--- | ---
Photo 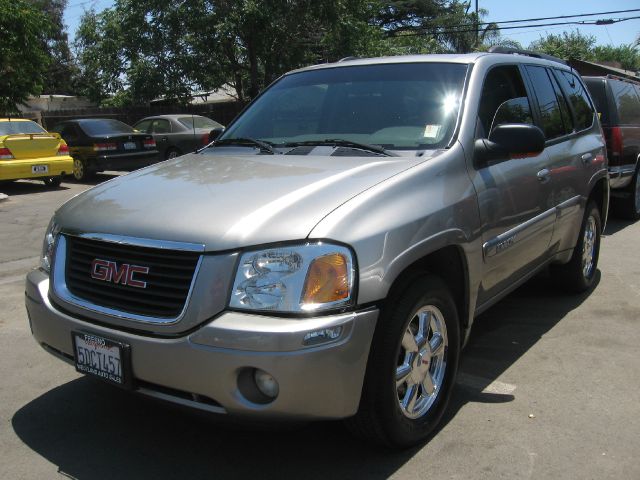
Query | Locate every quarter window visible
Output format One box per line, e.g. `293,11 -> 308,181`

526,66 -> 572,139
556,71 -> 595,131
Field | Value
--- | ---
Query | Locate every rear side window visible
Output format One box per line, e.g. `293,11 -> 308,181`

556,71 -> 594,131
610,80 -> 640,125
80,119 -> 134,136
526,66 -> 572,140
151,119 -> 171,134
134,119 -> 152,133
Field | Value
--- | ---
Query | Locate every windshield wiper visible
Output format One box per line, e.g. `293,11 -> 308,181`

285,139 -> 394,156
214,137 -> 276,154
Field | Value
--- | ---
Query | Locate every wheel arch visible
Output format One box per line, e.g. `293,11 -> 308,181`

381,244 -> 471,345
588,174 -> 609,227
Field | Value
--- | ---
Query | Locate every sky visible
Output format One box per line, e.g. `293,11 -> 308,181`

64,0 -> 640,48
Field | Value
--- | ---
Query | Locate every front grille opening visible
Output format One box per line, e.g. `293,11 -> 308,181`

64,236 -> 200,318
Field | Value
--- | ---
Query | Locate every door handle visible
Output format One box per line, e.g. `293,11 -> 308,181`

161,137 -> 168,141
581,153 -> 593,165
537,168 -> 551,183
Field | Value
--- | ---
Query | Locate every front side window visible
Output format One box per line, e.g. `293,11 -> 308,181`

526,66 -> 572,140
478,65 -> 533,138
221,63 -> 468,151
178,116 -> 222,130
556,71 -> 595,131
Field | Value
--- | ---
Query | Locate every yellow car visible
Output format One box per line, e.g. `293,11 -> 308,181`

0,118 -> 74,187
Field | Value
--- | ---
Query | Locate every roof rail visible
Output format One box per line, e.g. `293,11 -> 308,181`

488,46 -> 567,66
605,73 -> 640,85
338,56 -> 359,62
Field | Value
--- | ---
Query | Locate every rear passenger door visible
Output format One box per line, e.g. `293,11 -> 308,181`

524,66 -> 602,249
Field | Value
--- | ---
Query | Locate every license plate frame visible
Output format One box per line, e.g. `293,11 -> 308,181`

123,142 -> 137,150
31,165 -> 48,174
71,331 -> 133,389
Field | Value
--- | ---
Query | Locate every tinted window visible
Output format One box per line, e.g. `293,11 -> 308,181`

478,65 -> 532,138
80,119 -> 135,136
610,80 -> 640,124
556,71 -> 594,131
0,120 -> 46,135
134,119 -> 152,133
222,63 -> 468,150
178,116 -> 222,130
583,79 -> 609,125
526,66 -> 571,139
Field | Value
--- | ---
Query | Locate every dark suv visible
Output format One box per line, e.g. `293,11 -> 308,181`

583,76 -> 640,219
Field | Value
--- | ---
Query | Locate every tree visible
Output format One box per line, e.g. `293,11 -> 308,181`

0,0 -> 52,114
593,44 -> 640,72
30,0 -> 77,94
528,30 -> 596,61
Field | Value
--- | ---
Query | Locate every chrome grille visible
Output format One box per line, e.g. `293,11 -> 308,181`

64,235 -> 200,318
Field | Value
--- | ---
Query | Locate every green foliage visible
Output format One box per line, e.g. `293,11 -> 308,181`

0,0 -> 52,114
30,0 -> 77,95
593,44 -> 640,72
529,30 -> 597,61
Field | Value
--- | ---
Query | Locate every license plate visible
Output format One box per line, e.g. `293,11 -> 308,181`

72,332 -> 131,388
31,165 -> 48,174
123,142 -> 137,150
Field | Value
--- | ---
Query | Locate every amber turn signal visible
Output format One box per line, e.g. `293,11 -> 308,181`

302,253 -> 350,305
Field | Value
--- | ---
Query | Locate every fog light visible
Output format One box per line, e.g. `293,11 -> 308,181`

303,326 -> 343,346
254,369 -> 279,399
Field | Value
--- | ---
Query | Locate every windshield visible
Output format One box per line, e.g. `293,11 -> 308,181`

178,116 -> 223,130
221,62 -> 468,150
80,119 -> 135,136
0,121 -> 47,135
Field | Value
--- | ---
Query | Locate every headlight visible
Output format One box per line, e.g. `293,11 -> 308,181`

41,217 -> 61,273
229,242 -> 355,313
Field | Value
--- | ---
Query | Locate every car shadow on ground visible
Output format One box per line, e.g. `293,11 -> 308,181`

0,174 -> 120,197
603,216 -> 637,236
11,269 -> 599,479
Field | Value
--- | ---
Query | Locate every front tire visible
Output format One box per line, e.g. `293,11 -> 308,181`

552,200 -> 601,292
346,275 -> 460,448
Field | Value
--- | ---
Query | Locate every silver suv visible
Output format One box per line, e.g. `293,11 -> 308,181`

26,50 -> 608,448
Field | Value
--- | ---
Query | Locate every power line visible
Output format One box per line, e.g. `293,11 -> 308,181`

470,8 -> 640,29
399,16 -> 640,37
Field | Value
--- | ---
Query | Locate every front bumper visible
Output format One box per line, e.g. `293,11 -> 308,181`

0,155 -> 73,181
25,269 -> 378,420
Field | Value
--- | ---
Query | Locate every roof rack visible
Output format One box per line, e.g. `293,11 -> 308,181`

605,73 -> 640,85
488,46 -> 567,66
338,56 -> 359,62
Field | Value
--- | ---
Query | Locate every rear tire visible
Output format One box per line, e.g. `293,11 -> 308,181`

165,148 -> 182,160
346,275 -> 460,448
42,176 -> 62,188
552,200 -> 601,292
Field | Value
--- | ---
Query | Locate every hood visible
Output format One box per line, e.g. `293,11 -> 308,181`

56,152 -> 431,251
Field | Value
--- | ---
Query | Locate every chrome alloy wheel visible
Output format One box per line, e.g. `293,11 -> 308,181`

73,158 -> 84,180
396,305 -> 448,420
582,215 -> 597,278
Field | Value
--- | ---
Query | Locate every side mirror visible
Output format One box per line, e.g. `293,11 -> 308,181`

208,127 -> 224,142
474,124 -> 545,165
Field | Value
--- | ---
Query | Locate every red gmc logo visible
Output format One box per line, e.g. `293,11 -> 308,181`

90,259 -> 150,288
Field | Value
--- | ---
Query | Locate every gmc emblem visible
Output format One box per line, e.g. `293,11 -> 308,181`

90,259 -> 150,288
